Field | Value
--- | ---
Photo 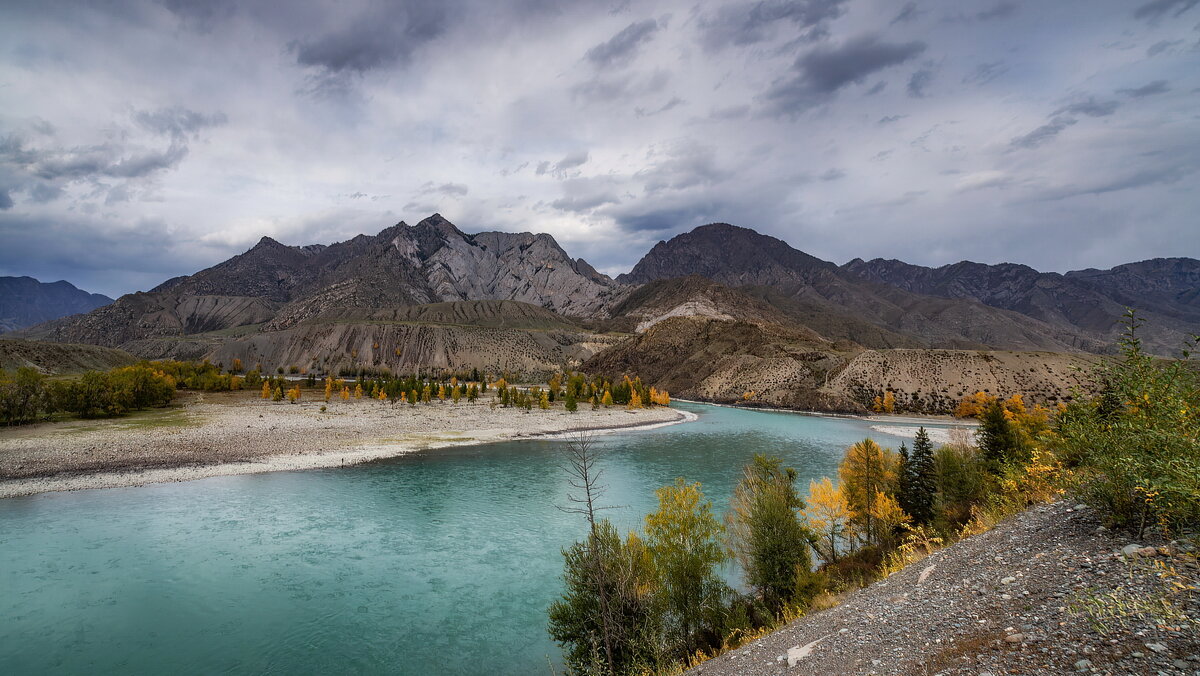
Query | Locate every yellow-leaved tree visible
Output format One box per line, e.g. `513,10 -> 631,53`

803,477 -> 854,564
838,439 -> 901,548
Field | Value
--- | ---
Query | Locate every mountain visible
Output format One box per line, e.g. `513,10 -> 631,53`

18,216 -> 1195,406
619,224 -> 1107,353
0,276 -> 113,333
842,257 -> 1200,355
22,214 -> 624,348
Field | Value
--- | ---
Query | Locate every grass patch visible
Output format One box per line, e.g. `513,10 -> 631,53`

62,406 -> 196,434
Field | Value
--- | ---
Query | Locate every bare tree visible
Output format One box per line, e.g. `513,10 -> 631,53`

558,432 -> 618,674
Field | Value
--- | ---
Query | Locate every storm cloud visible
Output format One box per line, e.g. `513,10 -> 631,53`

764,34 -> 927,114
586,19 -> 660,68
0,0 -> 1196,296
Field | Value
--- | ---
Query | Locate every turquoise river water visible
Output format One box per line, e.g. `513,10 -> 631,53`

0,403 -> 963,675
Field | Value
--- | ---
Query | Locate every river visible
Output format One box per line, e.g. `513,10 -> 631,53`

0,402 -> 969,674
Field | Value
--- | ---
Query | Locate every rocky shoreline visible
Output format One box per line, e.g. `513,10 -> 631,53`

0,390 -> 686,498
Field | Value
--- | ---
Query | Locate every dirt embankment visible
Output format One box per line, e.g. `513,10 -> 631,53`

689,501 -> 1199,676
585,317 -> 1099,414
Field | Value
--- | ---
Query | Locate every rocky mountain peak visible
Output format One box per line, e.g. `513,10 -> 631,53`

617,222 -> 831,286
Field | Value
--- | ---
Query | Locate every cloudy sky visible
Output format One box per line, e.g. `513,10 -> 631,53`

1,0 -> 1198,297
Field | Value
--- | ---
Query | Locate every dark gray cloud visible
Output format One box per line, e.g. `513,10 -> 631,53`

699,0 -> 848,51
1146,39 -> 1183,56
907,67 -> 936,98
134,106 -> 228,139
419,182 -> 469,197
0,0 -> 1196,291
763,34 -> 926,114
962,61 -> 1008,85
635,96 -> 684,117
1133,0 -> 1199,21
1118,80 -> 1171,97
161,0 -> 238,33
585,19 -> 659,68
890,2 -> 922,25
614,204 -> 718,232
976,2 -> 1019,21
290,1 -> 450,95
635,144 -> 727,195
1010,116 -> 1077,149
1054,98 -> 1120,117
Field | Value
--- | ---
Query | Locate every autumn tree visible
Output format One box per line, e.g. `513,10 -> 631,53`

838,439 -> 901,548
602,390 -> 614,407
802,477 -> 853,564
644,478 -> 730,656
261,381 -> 272,399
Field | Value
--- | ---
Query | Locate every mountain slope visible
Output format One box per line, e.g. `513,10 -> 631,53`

843,257 -> 1200,355
620,224 -> 1106,353
0,338 -> 137,374
0,276 -> 113,333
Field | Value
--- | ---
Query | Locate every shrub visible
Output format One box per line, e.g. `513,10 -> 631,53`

932,443 -> 987,530
726,455 -> 821,614
1056,312 -> 1200,536
0,367 -> 49,425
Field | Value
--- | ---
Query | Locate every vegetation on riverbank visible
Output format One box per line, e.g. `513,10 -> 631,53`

2,358 -> 672,425
548,312 -> 1199,676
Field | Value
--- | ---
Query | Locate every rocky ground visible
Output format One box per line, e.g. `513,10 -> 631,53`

0,390 -> 684,498
689,501 -> 1199,676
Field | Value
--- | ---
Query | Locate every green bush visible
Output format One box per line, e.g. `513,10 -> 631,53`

932,443 -> 987,530
0,367 -> 50,425
1056,312 -> 1200,536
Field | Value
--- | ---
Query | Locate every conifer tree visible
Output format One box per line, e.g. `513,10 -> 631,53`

354,383 -> 363,399
602,390 -> 613,407
898,428 -> 937,525
977,401 -> 1023,470
261,381 -> 271,399
564,391 -> 578,413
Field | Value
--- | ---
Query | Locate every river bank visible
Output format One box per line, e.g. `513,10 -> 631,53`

688,500 -> 1199,675
0,390 -> 686,498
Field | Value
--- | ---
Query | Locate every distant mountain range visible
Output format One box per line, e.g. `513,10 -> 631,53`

0,277 -> 112,334
8,215 -> 1197,412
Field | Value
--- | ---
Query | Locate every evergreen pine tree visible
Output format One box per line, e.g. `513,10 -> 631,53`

897,441 -> 915,519
564,391 -> 578,413
907,427 -> 937,525
977,401 -> 1022,470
